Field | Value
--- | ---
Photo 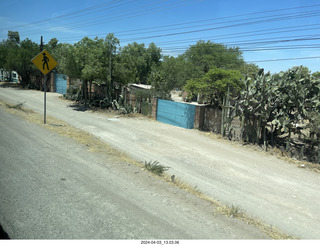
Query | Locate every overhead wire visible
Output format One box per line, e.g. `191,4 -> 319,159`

249,56 -> 320,63
111,3 -> 320,35
9,1 -> 320,42
119,10 -> 320,42
2,1 -> 320,65
114,10 -> 320,38
16,0 -> 192,36
54,4 -> 320,44
0,0 -> 127,31
5,2 -> 320,37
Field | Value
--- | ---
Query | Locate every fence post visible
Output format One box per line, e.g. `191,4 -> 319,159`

152,97 -> 158,120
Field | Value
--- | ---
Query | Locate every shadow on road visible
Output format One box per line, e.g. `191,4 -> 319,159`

68,103 -> 91,112
0,82 -> 21,89
0,223 -> 10,239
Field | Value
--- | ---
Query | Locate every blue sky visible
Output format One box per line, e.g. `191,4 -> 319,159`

1,0 -> 320,73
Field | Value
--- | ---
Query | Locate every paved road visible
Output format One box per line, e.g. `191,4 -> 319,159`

0,106 -> 268,239
1,86 -> 320,238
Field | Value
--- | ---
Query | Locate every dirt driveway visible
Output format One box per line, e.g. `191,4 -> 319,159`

1,86 -> 320,239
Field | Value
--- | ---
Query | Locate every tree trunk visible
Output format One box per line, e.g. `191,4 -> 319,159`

89,81 -> 92,103
286,128 -> 291,152
82,80 -> 88,104
263,124 -> 267,151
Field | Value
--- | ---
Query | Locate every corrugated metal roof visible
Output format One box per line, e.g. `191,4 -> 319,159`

131,83 -> 152,90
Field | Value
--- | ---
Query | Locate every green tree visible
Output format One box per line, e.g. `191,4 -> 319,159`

7,31 -> 20,45
104,33 -> 120,97
184,68 -> 243,105
241,63 -> 260,78
70,37 -> 97,102
118,42 -> 148,84
46,38 -> 59,51
16,38 -> 40,87
117,42 -> 161,84
2,31 -> 20,72
51,42 -> 76,76
147,42 -> 162,69
0,40 -> 7,69
2,32 -> 39,87
184,40 -> 245,79
64,35 -> 120,103
312,71 -> 320,80
0,31 -> 19,70
154,55 -> 192,90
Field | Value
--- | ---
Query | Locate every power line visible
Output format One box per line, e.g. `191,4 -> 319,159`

6,2 -> 320,36
149,23 -> 320,47
119,10 -> 320,42
114,10 -> 320,38
112,3 -> 320,35
0,0 -> 126,31
59,9 -> 320,43
15,0 -> 192,36
249,56 -> 320,63
161,44 -> 320,54
7,2 -> 320,42
56,4 -> 320,43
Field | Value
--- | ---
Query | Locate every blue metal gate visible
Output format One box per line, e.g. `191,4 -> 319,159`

157,99 -> 196,129
55,73 -> 67,94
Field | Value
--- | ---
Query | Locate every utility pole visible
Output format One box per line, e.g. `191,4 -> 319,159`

40,36 -> 44,52
41,36 -> 46,124
108,40 -> 112,99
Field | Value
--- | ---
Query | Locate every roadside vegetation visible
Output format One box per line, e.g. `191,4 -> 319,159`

1,31 -> 320,164
143,160 -> 169,176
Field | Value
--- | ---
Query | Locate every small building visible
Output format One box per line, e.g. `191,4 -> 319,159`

0,69 -> 19,83
130,83 -> 152,90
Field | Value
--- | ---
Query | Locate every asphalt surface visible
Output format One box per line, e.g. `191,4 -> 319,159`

0,105 -> 268,239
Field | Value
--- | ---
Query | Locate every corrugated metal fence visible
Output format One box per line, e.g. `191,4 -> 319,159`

157,99 -> 196,129
55,73 -> 67,94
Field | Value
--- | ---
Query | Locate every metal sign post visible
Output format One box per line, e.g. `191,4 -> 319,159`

31,45 -> 58,124
44,75 -> 46,124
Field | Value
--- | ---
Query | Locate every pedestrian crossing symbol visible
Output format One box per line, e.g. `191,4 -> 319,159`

32,50 -> 58,75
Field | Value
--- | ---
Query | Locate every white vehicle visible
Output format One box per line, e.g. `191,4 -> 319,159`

0,69 -> 19,82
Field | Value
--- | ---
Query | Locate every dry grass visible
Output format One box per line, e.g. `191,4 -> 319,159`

160,170 -> 295,239
0,99 -> 295,239
0,99 -> 132,163
200,130 -> 320,174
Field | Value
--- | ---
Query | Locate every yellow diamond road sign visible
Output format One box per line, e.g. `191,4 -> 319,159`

32,50 -> 58,75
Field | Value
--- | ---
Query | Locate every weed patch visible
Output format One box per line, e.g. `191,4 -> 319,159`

5,101 -> 26,110
143,161 -> 169,176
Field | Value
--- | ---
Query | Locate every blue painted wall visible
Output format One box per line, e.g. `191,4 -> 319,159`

55,73 -> 67,94
157,99 -> 195,129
